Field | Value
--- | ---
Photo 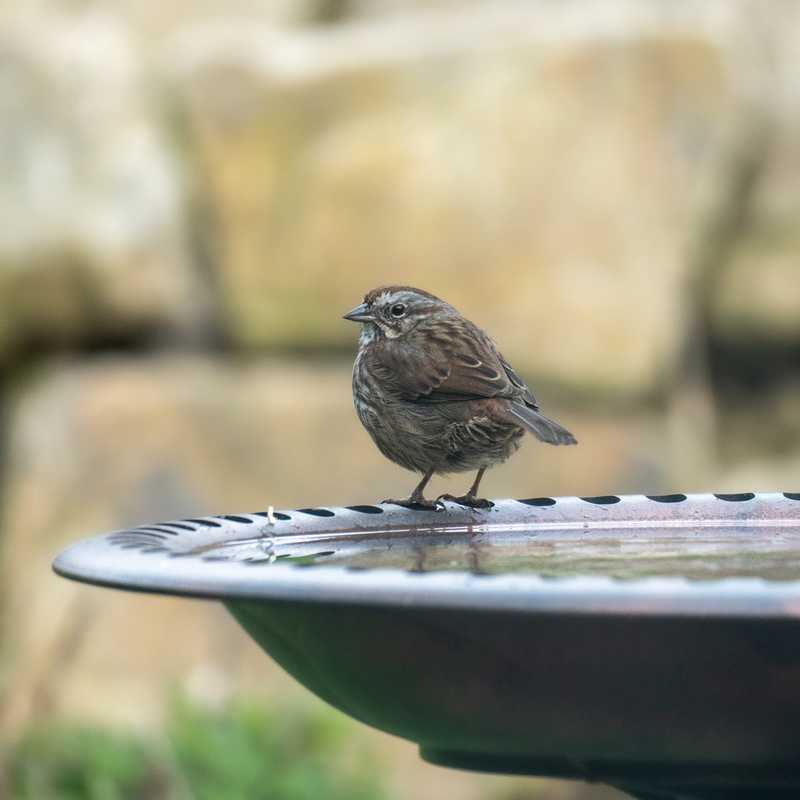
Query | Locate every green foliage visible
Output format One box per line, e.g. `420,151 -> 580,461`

167,695 -> 385,800
7,696 -> 388,800
9,724 -> 164,800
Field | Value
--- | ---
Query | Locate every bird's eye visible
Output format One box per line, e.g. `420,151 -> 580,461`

390,303 -> 407,318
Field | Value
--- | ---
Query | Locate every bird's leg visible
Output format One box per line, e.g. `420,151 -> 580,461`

381,468 -> 443,511
466,467 -> 489,501
437,467 -> 494,509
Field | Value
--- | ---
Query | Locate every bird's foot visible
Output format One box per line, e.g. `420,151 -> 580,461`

380,496 -> 445,512
436,493 -> 494,510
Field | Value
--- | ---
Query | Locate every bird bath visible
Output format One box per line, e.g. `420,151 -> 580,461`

54,492 -> 800,800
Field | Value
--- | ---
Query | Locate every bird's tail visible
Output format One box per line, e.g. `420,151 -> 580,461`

507,404 -> 577,446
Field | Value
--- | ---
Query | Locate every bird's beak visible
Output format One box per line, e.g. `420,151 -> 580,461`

343,302 -> 374,323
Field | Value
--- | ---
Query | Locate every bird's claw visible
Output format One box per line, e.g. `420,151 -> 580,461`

380,497 -> 445,512
436,493 -> 494,510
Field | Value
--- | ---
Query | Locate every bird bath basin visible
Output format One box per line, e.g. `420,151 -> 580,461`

54,492 -> 800,800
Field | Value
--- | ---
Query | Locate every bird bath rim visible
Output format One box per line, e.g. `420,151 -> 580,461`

53,491 -> 800,618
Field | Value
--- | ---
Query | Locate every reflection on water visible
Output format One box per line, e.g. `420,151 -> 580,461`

193,523 -> 800,581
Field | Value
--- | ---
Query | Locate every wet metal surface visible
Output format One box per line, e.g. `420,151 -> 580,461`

191,519 -> 800,580
54,492 -> 800,615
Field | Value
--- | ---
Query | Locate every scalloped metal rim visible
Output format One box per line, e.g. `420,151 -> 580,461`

53,491 -> 800,618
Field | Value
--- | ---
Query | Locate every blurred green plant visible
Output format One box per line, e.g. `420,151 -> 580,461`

167,695 -> 386,800
7,695 -> 389,800
8,724 -> 165,800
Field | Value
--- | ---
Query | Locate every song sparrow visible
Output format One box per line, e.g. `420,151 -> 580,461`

344,286 -> 576,510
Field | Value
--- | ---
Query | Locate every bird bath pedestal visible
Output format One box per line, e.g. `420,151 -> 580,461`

54,492 -> 800,800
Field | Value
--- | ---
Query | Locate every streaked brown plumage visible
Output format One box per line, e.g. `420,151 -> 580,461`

344,286 -> 576,510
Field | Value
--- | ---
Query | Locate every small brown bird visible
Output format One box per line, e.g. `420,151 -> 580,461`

344,286 -> 576,510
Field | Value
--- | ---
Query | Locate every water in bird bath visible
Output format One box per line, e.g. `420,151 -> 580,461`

189,517 -> 800,581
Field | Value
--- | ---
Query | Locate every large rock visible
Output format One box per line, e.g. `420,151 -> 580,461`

0,13 -> 211,364
167,2 -> 755,397
711,129 -> 800,344
713,234 -> 800,343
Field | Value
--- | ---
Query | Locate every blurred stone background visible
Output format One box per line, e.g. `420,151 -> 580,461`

0,1 -> 798,798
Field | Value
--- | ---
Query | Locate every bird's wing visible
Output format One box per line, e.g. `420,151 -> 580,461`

498,354 -> 538,409
374,319 -> 523,404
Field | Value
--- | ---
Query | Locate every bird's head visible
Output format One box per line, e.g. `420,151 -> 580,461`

343,286 -> 451,341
